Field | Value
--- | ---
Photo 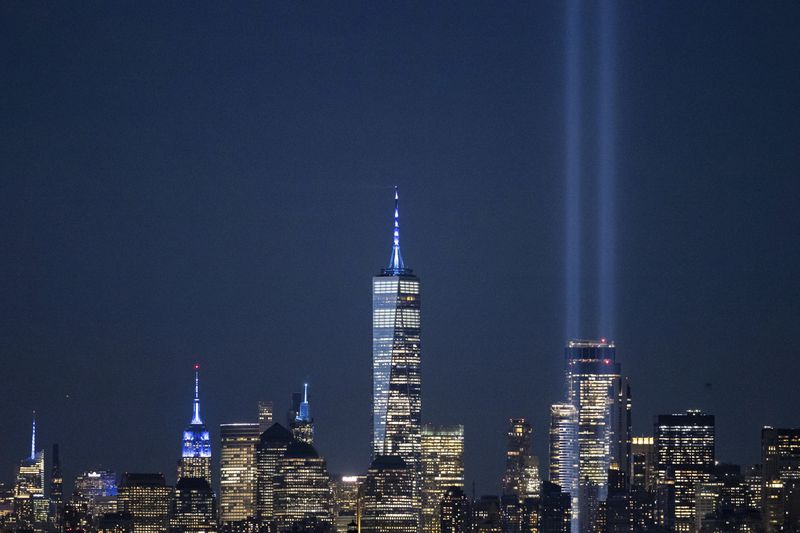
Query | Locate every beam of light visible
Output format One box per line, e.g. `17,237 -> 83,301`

565,0 -> 582,341
598,0 -> 616,338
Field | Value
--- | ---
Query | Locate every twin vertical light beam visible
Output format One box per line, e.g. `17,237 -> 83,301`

564,0 -> 583,341
598,1 -> 616,339
564,1 -> 617,340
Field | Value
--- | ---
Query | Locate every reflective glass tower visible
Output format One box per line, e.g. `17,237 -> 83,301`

564,339 -> 622,533
178,365 -> 212,483
372,188 -> 422,474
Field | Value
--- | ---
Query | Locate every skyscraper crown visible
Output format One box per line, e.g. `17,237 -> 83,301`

382,187 -> 412,276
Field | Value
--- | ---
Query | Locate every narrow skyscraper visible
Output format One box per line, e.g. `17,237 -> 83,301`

49,444 -> 63,531
502,418 -> 540,500
178,365 -> 212,483
290,382 -> 314,444
219,423 -> 261,525
372,187 -> 422,507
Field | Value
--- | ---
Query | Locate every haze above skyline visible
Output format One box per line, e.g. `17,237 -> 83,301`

1,2 -> 799,495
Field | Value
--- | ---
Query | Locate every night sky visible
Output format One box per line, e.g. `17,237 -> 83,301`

2,2 -> 799,496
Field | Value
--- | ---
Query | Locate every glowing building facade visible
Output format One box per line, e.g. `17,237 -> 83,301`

654,410 -> 715,533
502,418 -> 540,501
14,414 -> 45,531
219,423 -> 260,525
272,441 -> 333,531
549,403 -> 578,500
421,425 -> 465,533
562,339 -> 623,533
73,470 -> 118,518
372,188 -> 422,480
178,366 -> 212,483
117,473 -> 171,533
255,423 -> 293,524
761,427 -> 800,533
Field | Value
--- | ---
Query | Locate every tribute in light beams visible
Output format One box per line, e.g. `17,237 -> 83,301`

598,0 -> 616,338
564,0 -> 582,340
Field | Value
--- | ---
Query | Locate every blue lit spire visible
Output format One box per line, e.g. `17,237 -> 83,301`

30,411 -> 36,460
297,382 -> 311,422
384,186 -> 412,275
191,364 -> 202,424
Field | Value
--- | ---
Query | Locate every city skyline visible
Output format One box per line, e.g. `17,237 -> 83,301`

2,0 -> 800,512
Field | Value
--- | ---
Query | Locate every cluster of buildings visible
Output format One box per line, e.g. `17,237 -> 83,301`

2,189 -> 799,533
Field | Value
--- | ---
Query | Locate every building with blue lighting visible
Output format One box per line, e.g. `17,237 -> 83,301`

371,188 -> 422,513
178,365 -> 212,483
290,382 -> 314,445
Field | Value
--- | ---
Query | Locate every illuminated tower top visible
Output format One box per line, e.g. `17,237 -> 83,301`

291,382 -> 314,444
192,364 -> 202,424
296,383 -> 311,423
31,411 -> 36,460
383,186 -> 412,276
182,364 -> 211,460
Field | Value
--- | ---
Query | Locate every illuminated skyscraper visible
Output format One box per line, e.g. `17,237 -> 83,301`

362,455 -> 418,533
331,475 -> 363,533
290,382 -> 314,445
73,470 -> 118,518
421,425 -> 465,533
178,365 -> 212,483
168,477 -> 217,533
219,423 -> 260,525
14,413 -> 45,530
15,414 -> 45,499
273,441 -> 333,531
549,404 -> 578,522
117,473 -> 171,533
372,188 -> 422,483
502,418 -> 540,500
564,339 -> 622,533
255,423 -> 293,524
761,427 -> 800,533
654,410 -> 715,533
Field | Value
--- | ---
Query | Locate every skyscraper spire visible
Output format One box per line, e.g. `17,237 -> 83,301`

192,364 -> 202,424
31,410 -> 36,460
387,186 -> 406,274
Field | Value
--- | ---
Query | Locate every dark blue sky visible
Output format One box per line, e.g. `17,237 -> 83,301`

1,2 -> 799,495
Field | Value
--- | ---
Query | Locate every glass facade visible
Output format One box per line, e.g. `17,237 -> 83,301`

654,410 -> 715,533
372,188 -> 422,518
117,473 -> 171,533
421,425 -> 465,533
219,423 -> 260,525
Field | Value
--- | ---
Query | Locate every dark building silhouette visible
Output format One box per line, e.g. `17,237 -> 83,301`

439,487 -> 469,533
168,477 -> 216,533
361,455 -> 418,533
50,443 -> 63,531
539,481 -> 571,533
